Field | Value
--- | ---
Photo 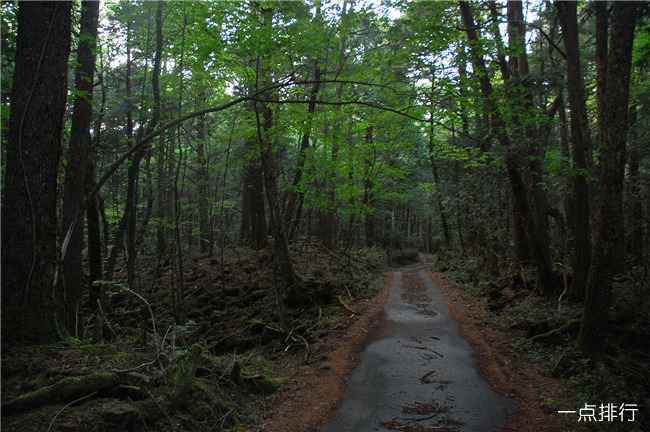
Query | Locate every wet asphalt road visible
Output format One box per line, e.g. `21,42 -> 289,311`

321,262 -> 515,432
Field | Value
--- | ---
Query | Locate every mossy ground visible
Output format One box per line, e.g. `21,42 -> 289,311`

2,239 -> 385,432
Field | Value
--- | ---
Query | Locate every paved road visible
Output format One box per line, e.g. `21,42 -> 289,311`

321,263 -> 515,432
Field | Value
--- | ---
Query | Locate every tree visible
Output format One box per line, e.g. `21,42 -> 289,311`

2,2 -> 72,343
254,5 -> 298,298
579,2 -> 639,354
61,0 -> 101,335
557,0 -> 592,301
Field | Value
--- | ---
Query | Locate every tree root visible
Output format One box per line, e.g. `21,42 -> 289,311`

528,319 -> 581,343
337,295 -> 357,314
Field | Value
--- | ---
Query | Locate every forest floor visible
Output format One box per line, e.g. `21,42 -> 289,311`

2,247 -> 647,432
1,239 -> 387,432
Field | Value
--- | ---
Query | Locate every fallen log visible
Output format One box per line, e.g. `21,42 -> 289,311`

2,372 -> 118,416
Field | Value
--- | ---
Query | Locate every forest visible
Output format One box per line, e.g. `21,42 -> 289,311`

1,1 -> 649,431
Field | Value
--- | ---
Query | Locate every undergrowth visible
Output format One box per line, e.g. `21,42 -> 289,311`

434,253 -> 650,432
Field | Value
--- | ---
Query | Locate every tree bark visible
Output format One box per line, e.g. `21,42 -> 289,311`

172,7 -> 188,322
595,1 -> 608,155
428,70 -> 450,248
61,0 -> 100,334
196,103 -> 211,253
627,105 -> 644,263
86,160 -> 104,307
363,126 -> 376,247
124,20 -> 139,288
153,0 -> 167,261
240,136 -> 268,249
557,0 -> 592,301
1,2 -> 72,344
579,2 -> 638,354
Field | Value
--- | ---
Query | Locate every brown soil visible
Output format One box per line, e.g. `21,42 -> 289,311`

254,272 -> 391,432
430,272 -> 577,432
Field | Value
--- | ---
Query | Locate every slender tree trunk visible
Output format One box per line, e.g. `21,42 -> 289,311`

255,6 -> 297,299
216,113 -> 237,261
1,2 -> 72,344
558,89 -> 575,276
508,0 -> 555,295
320,0 -> 350,248
579,2 -> 638,354
196,100 -> 211,254
153,0 -> 167,261
627,105 -> 644,263
557,1 -> 592,301
61,0 -> 100,335
428,73 -> 450,248
88,40 -> 107,299
172,7 -> 187,322
595,1 -> 608,158
123,20 -> 137,285
285,66 -> 321,239
86,160 -> 103,307
363,126 -> 376,247
286,3 -> 323,240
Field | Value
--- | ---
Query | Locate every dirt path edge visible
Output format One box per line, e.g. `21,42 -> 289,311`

431,272 -> 573,432
256,273 -> 391,432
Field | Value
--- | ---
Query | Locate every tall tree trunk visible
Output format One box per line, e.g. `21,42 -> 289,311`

1,2 -> 72,344
508,0 -> 555,296
595,1 -> 608,158
363,126 -> 376,247
557,1 -> 592,301
286,2 -> 323,240
124,21 -> 138,288
558,89 -> 575,268
240,136 -> 268,249
627,105 -> 644,263
196,100 -> 211,254
579,2 -> 638,354
428,70 -> 450,247
87,40 -> 107,300
86,160 -> 104,307
153,0 -> 167,261
61,0 -> 100,335
172,7 -> 187,323
255,6 -> 297,300
285,65 -> 321,240
319,0 -> 350,248
105,14 -> 152,282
